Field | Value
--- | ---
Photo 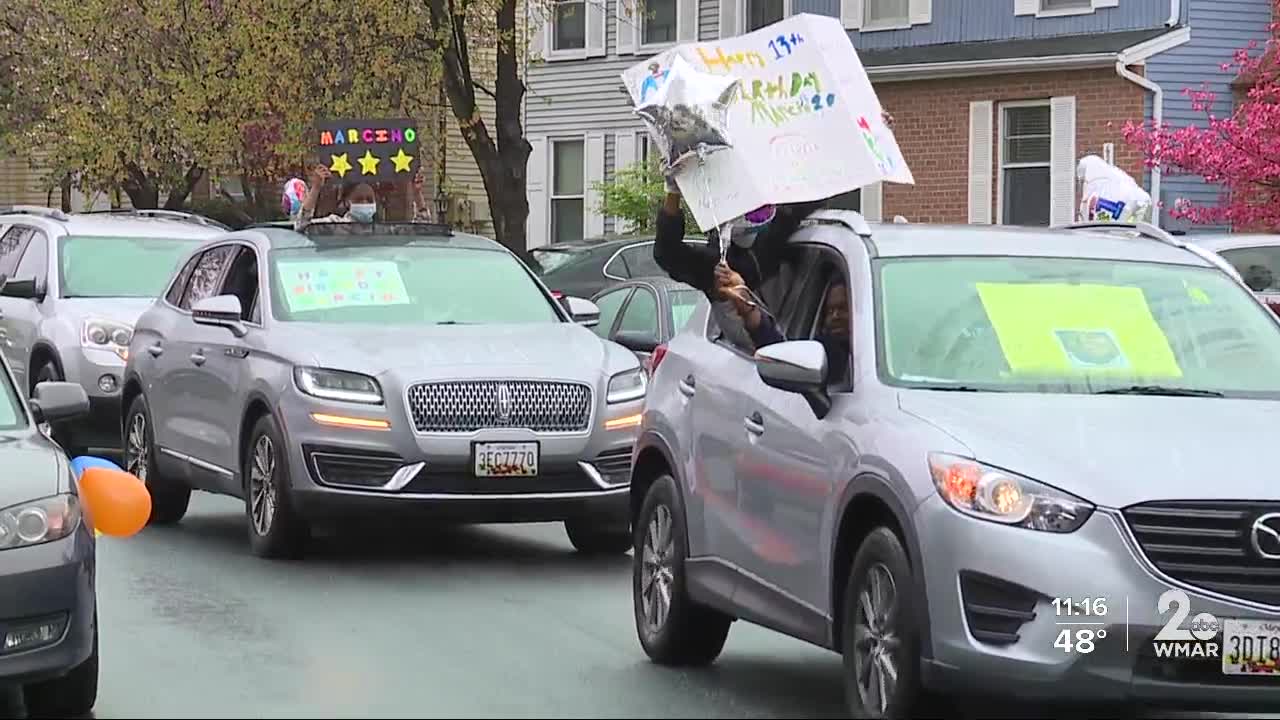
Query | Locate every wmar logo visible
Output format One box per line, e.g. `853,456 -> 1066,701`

1250,512 -> 1280,560
1153,589 -> 1220,659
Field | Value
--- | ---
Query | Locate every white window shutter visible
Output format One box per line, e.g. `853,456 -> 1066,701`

967,100 -> 993,225
860,182 -> 883,222
1013,0 -> 1038,15
526,137 -> 549,248
533,14 -> 550,59
613,133 -> 638,233
677,0 -> 698,42
617,0 -> 638,54
719,0 -> 739,38
586,1 -> 607,57
1049,95 -> 1078,226
585,132 -> 607,238
908,0 -> 931,24
841,0 -> 865,30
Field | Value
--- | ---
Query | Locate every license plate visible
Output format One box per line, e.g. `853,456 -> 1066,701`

474,442 -> 539,477
1222,619 -> 1280,675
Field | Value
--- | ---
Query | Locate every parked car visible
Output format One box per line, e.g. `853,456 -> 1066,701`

629,212 -> 1280,716
1191,232 -> 1280,315
590,276 -> 706,373
533,234 -> 708,300
0,206 -> 227,455
121,220 -> 646,559
0,350 -> 102,716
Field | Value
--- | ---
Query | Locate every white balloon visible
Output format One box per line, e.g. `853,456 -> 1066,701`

634,55 -> 741,174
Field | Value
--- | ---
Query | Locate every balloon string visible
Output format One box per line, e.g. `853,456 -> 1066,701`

694,145 -> 729,265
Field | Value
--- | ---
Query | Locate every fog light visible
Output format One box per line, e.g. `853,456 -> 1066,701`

2,614 -> 67,654
98,374 -> 118,393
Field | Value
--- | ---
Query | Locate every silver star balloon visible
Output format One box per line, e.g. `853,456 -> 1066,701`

634,55 -> 741,175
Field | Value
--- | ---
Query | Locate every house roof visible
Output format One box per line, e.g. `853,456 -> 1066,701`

859,28 -> 1173,68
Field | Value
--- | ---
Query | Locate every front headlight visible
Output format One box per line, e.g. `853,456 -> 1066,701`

294,367 -> 384,404
82,318 -> 132,361
0,495 -> 82,551
928,453 -> 1094,533
606,368 -> 647,404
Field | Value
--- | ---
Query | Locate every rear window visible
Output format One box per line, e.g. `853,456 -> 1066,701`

669,289 -> 702,332
531,247 -> 592,274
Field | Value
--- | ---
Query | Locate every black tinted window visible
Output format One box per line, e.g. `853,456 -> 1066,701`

180,245 -> 237,310
620,243 -> 662,278
166,254 -> 200,306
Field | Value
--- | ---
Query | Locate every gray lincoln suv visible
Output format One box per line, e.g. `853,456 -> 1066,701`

629,212 -> 1280,717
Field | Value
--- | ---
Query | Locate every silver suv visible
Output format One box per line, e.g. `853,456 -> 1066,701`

629,212 -> 1280,716
0,206 -> 226,455
121,221 -> 644,559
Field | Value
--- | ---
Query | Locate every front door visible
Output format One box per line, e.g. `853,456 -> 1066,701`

0,225 -> 36,387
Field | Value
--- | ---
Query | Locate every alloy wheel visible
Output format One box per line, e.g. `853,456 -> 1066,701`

249,435 -> 277,536
125,413 -> 149,483
640,504 -> 675,633
853,562 -> 900,716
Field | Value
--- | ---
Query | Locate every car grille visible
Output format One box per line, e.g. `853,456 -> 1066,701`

958,571 -> 1039,646
1123,501 -> 1280,607
406,380 -> 592,433
592,447 -> 633,484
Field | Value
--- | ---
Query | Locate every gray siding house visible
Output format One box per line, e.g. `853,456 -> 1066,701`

523,0 -> 1273,247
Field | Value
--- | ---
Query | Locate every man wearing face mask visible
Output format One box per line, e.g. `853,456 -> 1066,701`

293,164 -> 434,231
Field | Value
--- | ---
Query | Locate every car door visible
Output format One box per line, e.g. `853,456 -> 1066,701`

1218,244 -> 1280,315
612,285 -> 661,368
0,225 -> 36,386
589,285 -> 632,341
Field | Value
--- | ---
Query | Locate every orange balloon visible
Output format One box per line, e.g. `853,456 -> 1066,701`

78,467 -> 152,538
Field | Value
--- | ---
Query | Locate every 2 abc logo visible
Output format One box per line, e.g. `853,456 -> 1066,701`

1153,588 -> 1220,658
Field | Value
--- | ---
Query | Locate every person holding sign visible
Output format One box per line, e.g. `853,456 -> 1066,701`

293,164 -> 434,231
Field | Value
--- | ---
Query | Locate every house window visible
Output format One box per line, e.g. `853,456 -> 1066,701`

553,0 -> 586,51
1040,0 -> 1092,11
745,0 -> 785,32
642,0 -> 677,45
551,139 -> 585,244
864,0 -> 908,27
1000,103 -> 1052,226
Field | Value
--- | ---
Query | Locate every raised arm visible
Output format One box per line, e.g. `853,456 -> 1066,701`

294,164 -> 330,232
653,189 -> 718,296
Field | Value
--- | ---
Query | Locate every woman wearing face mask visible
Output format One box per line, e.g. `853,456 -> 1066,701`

293,164 -> 433,231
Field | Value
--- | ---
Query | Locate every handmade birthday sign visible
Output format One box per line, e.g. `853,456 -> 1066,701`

975,282 -> 1183,378
315,119 -> 419,181
622,13 -> 913,232
277,260 -> 410,313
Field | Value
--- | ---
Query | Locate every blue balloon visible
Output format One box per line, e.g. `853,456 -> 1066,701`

71,456 -> 123,478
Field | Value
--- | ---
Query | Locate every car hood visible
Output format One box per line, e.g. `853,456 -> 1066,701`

289,322 -> 619,381
897,391 -> 1280,508
58,297 -> 156,326
0,433 -> 68,506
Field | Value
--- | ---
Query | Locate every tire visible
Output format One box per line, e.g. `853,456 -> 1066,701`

841,527 -> 924,720
123,394 -> 191,525
243,413 -> 309,559
24,622 -> 98,717
564,517 -> 632,555
632,474 -> 732,666
31,361 -> 85,457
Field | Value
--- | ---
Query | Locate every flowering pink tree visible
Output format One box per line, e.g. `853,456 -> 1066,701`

1122,2 -> 1280,228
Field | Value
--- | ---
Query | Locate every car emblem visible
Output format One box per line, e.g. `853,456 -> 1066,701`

496,382 -> 512,424
1249,512 -> 1280,560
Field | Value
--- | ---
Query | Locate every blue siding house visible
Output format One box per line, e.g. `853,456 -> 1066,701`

522,0 -> 1272,245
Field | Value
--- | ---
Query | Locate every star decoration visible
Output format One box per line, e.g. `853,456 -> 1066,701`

329,153 -> 353,178
358,150 -> 380,175
390,148 -> 414,173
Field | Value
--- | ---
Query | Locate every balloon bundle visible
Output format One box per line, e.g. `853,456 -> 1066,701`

71,456 -> 152,538
282,177 -> 308,218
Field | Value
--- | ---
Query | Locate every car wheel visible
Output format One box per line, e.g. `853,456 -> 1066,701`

243,413 -> 309,559
124,394 -> 190,525
633,474 -> 732,666
564,518 -> 632,555
31,361 -> 85,456
841,527 -> 923,720
24,620 -> 98,717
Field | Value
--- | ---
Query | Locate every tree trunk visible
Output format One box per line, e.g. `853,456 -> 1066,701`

119,155 -> 160,209
163,163 -> 204,210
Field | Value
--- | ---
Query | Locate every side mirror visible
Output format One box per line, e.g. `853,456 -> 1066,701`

565,296 -> 600,327
755,340 -> 832,418
0,277 -> 45,301
614,329 -> 660,354
192,295 -> 247,338
30,381 -> 90,424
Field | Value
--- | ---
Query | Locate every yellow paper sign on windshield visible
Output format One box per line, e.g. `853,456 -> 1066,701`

975,282 -> 1182,378
277,260 -> 409,313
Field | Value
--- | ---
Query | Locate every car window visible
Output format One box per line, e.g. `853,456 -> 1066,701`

218,246 -> 261,322
619,243 -> 662,278
592,287 -> 632,338
0,226 -> 34,278
165,253 -> 201,306
0,358 -> 25,429
617,287 -> 659,336
59,235 -> 209,298
602,247 -> 631,279
669,289 -> 702,333
1219,246 -> 1280,293
12,231 -> 48,282
876,255 -> 1280,398
180,245 -> 238,310
268,243 -> 561,325
531,247 -> 592,274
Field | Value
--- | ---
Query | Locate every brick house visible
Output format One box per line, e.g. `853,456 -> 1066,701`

523,0 -> 1274,246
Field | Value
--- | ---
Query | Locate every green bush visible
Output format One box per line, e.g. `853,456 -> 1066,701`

593,155 -> 696,235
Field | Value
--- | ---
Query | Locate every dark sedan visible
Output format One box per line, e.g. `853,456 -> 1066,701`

533,234 -> 707,300
590,276 -> 705,374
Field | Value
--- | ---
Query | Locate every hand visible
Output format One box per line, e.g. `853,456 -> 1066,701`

412,168 -> 426,191
882,111 -> 895,129
308,164 -> 331,188
664,175 -> 679,194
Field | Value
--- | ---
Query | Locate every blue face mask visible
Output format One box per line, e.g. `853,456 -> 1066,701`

349,203 -> 377,223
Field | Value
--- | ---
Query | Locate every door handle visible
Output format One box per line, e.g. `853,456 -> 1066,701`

189,351 -> 206,366
744,411 -> 764,436
225,347 -> 249,359
678,374 -> 696,397
147,343 -> 164,358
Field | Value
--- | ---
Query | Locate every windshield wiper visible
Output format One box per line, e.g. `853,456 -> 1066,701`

1094,385 -> 1225,398
919,385 -> 1005,392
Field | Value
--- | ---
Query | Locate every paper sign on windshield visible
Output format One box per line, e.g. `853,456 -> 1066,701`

277,260 -> 409,313
975,282 -> 1182,378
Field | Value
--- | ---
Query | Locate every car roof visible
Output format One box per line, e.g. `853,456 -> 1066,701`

1187,232 -> 1280,253
247,222 -> 507,252
600,275 -> 699,294
861,222 -> 1214,266
0,207 -> 228,239
533,233 -> 708,252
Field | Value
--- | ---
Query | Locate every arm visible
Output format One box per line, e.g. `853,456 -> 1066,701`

410,169 -> 433,221
294,165 -> 329,232
652,192 -> 718,296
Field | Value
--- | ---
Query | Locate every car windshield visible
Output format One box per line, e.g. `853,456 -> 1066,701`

670,289 -> 702,332
0,362 -> 26,429
531,246 -> 593,274
876,255 -> 1280,398
59,235 -> 205,298
268,243 -> 562,325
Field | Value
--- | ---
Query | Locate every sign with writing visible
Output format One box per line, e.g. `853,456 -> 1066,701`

276,260 -> 410,313
622,13 -> 913,231
315,119 -> 420,182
